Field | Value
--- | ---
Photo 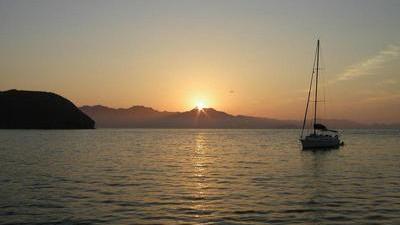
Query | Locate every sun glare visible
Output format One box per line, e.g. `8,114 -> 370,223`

196,101 -> 206,110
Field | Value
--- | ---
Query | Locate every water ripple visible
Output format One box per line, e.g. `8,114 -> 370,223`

1,129 -> 400,224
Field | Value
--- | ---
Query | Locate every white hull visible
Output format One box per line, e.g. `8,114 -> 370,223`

301,134 -> 341,149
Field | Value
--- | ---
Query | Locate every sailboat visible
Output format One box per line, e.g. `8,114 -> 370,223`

300,40 -> 343,149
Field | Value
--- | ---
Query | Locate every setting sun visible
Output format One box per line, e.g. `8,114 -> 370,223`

195,101 -> 206,110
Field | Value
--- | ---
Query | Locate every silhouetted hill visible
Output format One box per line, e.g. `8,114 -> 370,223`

300,119 -> 400,129
80,105 -> 400,129
0,90 -> 94,129
80,105 -> 174,127
320,119 -> 400,129
80,105 -> 296,128
317,119 -> 366,129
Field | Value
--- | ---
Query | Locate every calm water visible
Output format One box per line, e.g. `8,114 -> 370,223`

1,129 -> 400,225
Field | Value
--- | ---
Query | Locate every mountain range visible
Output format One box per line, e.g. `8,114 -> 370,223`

79,105 -> 400,129
80,105 -> 297,128
2,89 -> 397,129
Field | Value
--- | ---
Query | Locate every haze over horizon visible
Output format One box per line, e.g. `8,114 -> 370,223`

1,0 -> 400,123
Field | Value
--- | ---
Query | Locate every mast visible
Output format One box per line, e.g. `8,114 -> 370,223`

313,39 -> 320,134
300,41 -> 318,138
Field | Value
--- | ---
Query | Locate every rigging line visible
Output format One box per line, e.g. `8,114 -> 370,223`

313,40 -> 320,134
320,43 -> 327,120
324,71 -> 327,121
300,41 -> 318,138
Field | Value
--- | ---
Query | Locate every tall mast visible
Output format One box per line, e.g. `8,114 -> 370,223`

313,39 -> 320,134
300,41 -> 318,138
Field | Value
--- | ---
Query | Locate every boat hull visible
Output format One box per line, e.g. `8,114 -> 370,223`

300,135 -> 341,149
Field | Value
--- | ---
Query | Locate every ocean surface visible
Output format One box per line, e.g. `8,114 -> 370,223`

1,129 -> 400,225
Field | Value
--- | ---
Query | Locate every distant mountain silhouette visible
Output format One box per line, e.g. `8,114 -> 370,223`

81,105 -> 400,129
303,119 -> 400,129
0,90 -> 94,129
80,105 -> 296,128
79,105 -> 174,128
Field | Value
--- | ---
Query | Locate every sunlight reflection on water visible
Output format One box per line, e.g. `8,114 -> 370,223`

0,129 -> 400,224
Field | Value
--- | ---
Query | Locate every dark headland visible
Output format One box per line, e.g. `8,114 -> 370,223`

0,90 -> 95,129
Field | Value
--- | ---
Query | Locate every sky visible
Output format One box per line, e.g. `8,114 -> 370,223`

1,0 -> 400,123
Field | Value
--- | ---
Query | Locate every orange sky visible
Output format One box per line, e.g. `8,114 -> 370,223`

1,1 -> 399,123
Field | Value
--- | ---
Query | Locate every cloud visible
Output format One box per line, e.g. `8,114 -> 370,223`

338,44 -> 400,81
362,93 -> 400,103
379,79 -> 398,86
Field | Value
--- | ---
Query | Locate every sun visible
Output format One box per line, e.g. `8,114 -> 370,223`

195,101 -> 206,110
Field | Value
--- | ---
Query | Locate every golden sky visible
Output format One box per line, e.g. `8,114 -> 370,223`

1,0 -> 399,123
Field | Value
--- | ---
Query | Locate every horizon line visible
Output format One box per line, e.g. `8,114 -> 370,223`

80,104 -> 400,125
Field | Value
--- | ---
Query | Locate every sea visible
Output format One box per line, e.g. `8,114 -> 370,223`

0,129 -> 399,225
